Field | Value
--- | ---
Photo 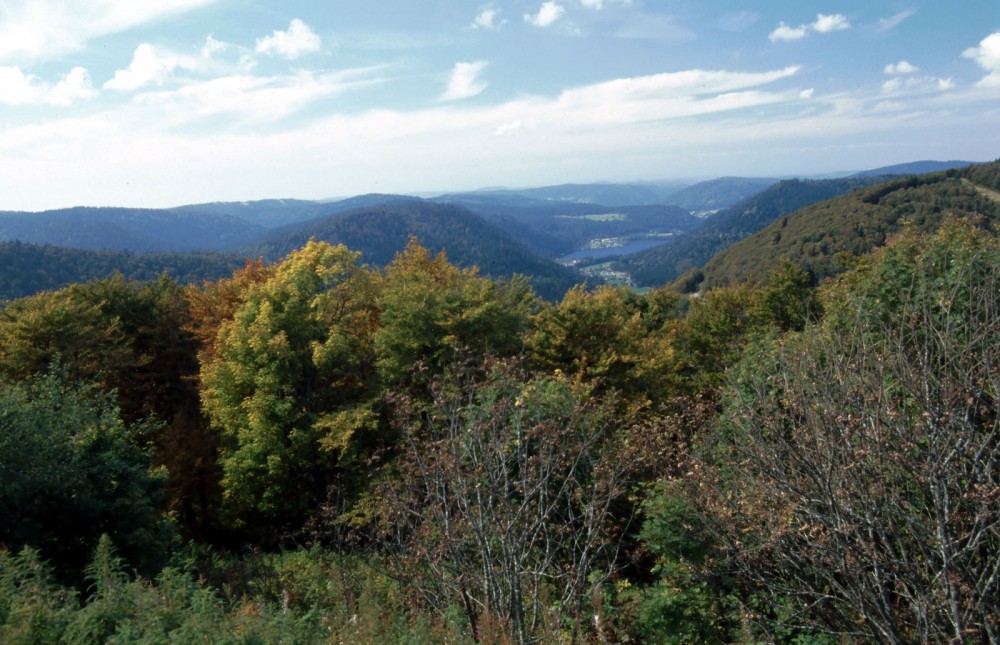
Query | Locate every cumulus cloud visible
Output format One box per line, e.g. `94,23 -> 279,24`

963,31 -> 1000,87
0,64 -> 96,105
769,22 -> 808,42
255,19 -> 322,59
0,0 -> 219,63
524,2 -> 565,28
104,44 -> 179,91
440,61 -> 489,101
0,66 -> 44,104
884,60 -> 919,74
769,13 -> 850,42
48,67 -> 98,105
813,14 -> 850,33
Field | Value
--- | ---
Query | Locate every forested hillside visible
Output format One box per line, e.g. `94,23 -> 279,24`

1,213 -> 996,642
0,207 -> 264,252
692,160 -> 1000,289
0,241 -> 246,301
616,176 -> 885,287
239,200 -> 582,299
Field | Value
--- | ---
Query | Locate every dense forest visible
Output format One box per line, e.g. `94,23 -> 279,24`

1,186 -> 997,644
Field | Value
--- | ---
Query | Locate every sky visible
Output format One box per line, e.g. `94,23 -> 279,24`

1,1 -> 999,211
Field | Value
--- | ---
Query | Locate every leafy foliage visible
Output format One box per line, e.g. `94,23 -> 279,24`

200,241 -> 380,536
701,221 -> 1000,641
0,370 -> 171,581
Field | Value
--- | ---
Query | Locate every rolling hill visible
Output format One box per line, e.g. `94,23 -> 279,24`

237,199 -> 583,300
0,207 -> 264,252
0,241 -> 246,302
688,161 -> 1000,290
615,176 -> 886,288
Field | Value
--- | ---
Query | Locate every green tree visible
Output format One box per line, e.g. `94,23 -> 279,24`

527,284 -> 682,404
200,241 -> 379,536
0,369 -> 171,582
374,239 -> 536,390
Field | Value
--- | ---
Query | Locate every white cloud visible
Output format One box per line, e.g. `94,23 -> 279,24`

471,8 -> 506,30
578,0 -> 633,8
876,9 -> 916,33
48,67 -> 98,105
0,64 -> 96,105
131,67 -> 385,126
881,75 -> 956,95
255,19 -> 322,59
884,60 -> 919,74
769,13 -> 850,43
440,61 -> 489,101
6,61 -> 999,212
0,66 -> 44,105
799,88 -> 815,99
769,22 -> 808,42
104,44 -> 179,91
524,2 -> 565,28
0,0 -> 219,63
963,31 -> 1000,87
813,14 -> 850,33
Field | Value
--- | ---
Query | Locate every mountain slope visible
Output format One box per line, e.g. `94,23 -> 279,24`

0,241 -> 246,302
239,200 -> 582,300
692,161 -> 1000,290
616,176 -> 886,287
0,207 -> 263,252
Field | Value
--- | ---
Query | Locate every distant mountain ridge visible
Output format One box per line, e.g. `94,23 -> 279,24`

662,177 -> 780,213
849,160 -> 975,178
433,192 -> 700,257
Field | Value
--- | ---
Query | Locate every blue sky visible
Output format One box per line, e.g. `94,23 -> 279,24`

1,0 -> 999,210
